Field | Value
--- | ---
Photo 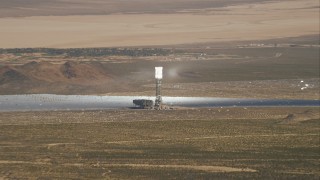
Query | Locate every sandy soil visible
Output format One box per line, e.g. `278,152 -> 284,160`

107,164 -> 257,173
0,0 -> 270,17
105,79 -> 320,100
0,107 -> 319,179
1,43 -> 319,98
0,0 -> 318,48
0,161 -> 256,172
0,107 -> 318,125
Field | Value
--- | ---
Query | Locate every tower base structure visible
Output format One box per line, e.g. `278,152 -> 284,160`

154,78 -> 162,110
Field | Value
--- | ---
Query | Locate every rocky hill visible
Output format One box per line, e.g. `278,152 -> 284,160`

0,61 -> 112,94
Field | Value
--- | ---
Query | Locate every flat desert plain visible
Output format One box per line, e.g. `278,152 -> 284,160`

0,107 -> 319,179
0,0 -> 318,48
0,0 -> 319,179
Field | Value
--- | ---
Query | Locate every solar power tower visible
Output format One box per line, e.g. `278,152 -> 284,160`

155,67 -> 163,110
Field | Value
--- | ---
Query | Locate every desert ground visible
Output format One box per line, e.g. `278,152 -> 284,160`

0,35 -> 319,98
0,0 -> 319,179
0,0 -> 318,97
0,107 -> 319,179
0,0 -> 318,48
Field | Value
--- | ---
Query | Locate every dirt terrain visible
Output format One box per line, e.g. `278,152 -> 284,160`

0,107 -> 319,179
0,0 -> 271,17
1,61 -> 109,83
0,35 -> 319,99
0,0 -> 318,98
0,1 -> 319,179
0,0 -> 318,48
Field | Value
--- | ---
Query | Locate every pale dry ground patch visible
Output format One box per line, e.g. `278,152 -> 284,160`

104,79 -> 320,100
0,161 -> 256,173
0,0 -> 318,48
105,164 -> 257,173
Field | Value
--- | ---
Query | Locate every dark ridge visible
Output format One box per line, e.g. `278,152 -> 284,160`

0,68 -> 29,83
62,62 -> 77,79
21,61 -> 39,70
0,48 -> 172,57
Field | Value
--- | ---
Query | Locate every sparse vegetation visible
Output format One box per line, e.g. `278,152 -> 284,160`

0,39 -> 318,98
0,107 -> 319,179
0,1 -> 319,179
0,48 -> 172,57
